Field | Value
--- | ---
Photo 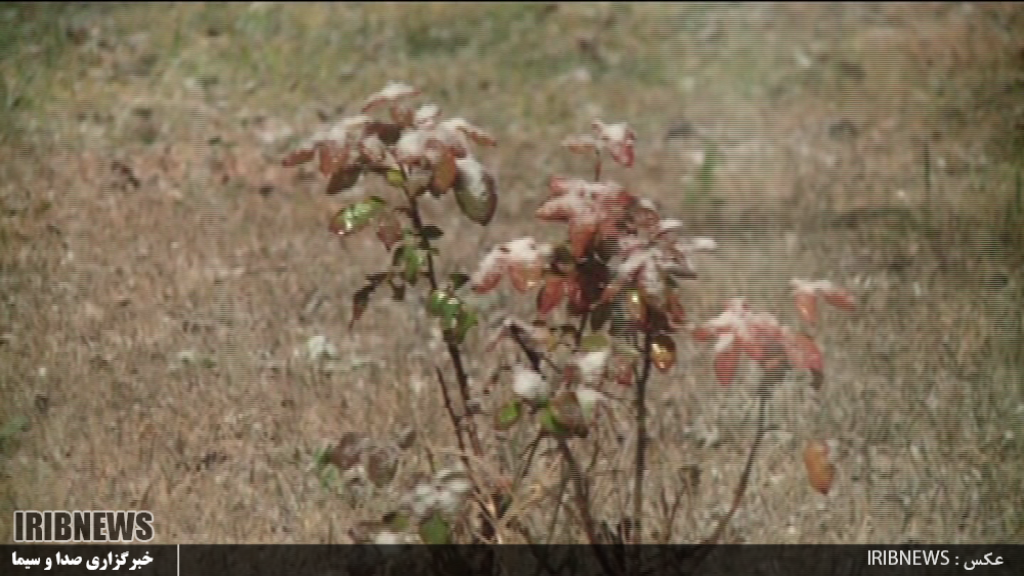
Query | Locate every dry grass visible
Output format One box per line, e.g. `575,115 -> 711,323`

0,2 -> 1021,544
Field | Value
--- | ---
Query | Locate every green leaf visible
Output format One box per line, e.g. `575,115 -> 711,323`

449,273 -> 470,291
427,289 -> 450,317
350,273 -> 389,330
538,405 -> 568,438
418,512 -> 452,545
313,446 -> 331,470
440,294 -> 463,322
454,159 -> 497,226
385,169 -> 406,188
330,196 -> 388,237
493,400 -> 522,431
0,415 -> 28,450
402,246 -> 426,284
453,308 -> 478,344
383,511 -> 411,533
580,333 -> 610,353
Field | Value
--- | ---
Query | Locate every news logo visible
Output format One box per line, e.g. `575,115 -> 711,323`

13,511 -> 154,543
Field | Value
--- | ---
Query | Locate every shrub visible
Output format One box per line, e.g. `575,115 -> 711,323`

284,82 -> 854,563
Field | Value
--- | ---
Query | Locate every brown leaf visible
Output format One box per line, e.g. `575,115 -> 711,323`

431,149 -> 458,195
366,445 -> 399,488
803,440 -> 835,495
550,391 -> 588,438
376,209 -> 403,251
326,163 -> 363,195
330,432 -> 369,471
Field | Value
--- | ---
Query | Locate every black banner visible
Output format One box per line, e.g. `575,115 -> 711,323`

5,545 -> 1021,576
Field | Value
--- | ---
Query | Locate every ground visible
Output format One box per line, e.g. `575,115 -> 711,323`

0,2 -> 1022,544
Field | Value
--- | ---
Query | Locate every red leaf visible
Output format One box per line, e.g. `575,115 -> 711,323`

508,261 -> 543,292
713,340 -> 740,387
567,280 -> 588,316
470,238 -> 550,294
665,292 -> 687,328
568,221 -> 598,259
692,326 -> 715,342
537,277 -> 566,317
376,210 -> 403,251
785,331 -> 824,374
823,287 -> 856,311
282,147 -> 315,167
317,141 -> 344,176
794,290 -> 819,326
471,270 -> 502,294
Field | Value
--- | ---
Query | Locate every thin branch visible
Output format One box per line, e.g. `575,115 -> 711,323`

556,438 -> 620,576
688,367 -> 778,572
632,329 -> 653,544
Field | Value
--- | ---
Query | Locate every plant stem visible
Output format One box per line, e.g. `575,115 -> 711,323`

557,438 -> 619,576
632,329 -> 653,545
690,367 -> 776,570
406,188 -> 492,538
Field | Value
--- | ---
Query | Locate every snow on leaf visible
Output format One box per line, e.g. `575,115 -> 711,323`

791,278 -> 856,325
536,177 -> 631,257
822,286 -> 856,311
362,82 -> 421,113
574,387 -> 604,424
453,156 -> 497,225
592,119 -> 636,167
470,237 -> 551,294
512,365 -> 549,403
576,349 -> 610,384
395,129 -> 428,165
656,218 -> 686,235
439,117 -> 496,147
414,103 -> 440,129
310,114 -> 374,144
